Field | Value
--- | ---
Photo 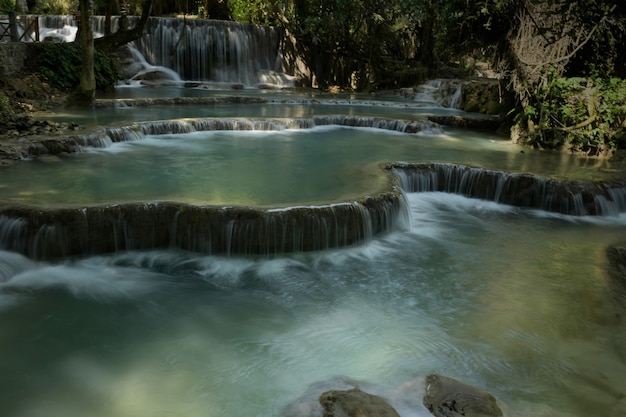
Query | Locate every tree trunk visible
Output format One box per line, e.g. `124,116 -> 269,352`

419,0 -> 437,77
94,0 -> 153,51
104,0 -> 118,36
15,0 -> 28,13
69,0 -> 96,106
8,12 -> 18,42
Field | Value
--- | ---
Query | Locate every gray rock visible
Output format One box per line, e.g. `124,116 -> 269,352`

423,374 -> 503,417
319,388 -> 401,417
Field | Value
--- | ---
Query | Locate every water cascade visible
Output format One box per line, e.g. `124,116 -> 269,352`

37,15 -> 77,42
128,17 -> 287,87
0,190 -> 409,260
2,18 -> 626,416
0,115 -> 443,160
407,79 -> 464,109
30,15 -> 291,87
389,162 -> 626,216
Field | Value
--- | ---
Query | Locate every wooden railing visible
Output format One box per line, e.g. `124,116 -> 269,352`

0,13 -> 40,42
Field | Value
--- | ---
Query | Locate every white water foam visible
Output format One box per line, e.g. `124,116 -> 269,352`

0,261 -> 163,302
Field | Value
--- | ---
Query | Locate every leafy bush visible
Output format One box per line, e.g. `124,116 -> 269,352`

31,0 -> 75,15
0,0 -> 14,13
33,43 -> 120,92
538,77 -> 626,155
519,75 -> 626,155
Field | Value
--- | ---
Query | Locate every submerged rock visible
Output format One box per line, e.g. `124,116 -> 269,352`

423,374 -> 503,417
607,243 -> 626,286
319,388 -> 401,417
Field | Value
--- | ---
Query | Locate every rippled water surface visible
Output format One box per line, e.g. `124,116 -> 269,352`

1,193 -> 625,417
2,90 -> 625,417
0,126 -> 507,206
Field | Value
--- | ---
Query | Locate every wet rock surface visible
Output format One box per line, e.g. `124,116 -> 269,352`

461,79 -> 506,115
319,388 -> 401,417
0,115 -> 87,167
423,374 -> 503,417
285,375 -> 503,417
425,114 -> 501,131
0,112 -> 79,137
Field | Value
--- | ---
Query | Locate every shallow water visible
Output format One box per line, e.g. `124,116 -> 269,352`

0,125 -> 504,206
0,123 -> 619,207
1,193 -> 625,417
2,88 -> 626,417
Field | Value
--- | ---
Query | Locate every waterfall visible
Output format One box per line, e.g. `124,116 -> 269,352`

37,15 -> 77,42
408,79 -> 463,109
129,17 -> 287,87
449,85 -> 462,109
33,15 -> 292,87
388,162 -> 626,216
125,45 -> 182,85
0,191 -> 410,260
92,116 -> 442,142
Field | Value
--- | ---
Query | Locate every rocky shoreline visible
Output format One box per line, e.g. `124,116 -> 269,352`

0,115 -> 92,166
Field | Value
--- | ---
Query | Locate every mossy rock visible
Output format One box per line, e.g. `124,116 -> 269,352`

423,374 -> 503,417
320,388 -> 401,417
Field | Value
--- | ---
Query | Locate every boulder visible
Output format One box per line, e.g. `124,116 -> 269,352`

319,388 -> 401,417
423,374 -> 503,417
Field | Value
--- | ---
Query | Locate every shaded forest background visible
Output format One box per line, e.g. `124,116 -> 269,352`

1,0 -> 625,155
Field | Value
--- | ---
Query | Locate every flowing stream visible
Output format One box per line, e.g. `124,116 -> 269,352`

1,192 -> 625,417
2,95 -> 626,417
2,16 -> 626,417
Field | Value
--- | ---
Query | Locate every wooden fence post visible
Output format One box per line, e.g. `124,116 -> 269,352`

8,11 -> 19,42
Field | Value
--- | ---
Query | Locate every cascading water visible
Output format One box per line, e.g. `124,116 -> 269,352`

124,45 -> 182,85
125,16 -> 290,87
32,15 -> 293,88
37,15 -> 77,42
409,79 -> 463,109
2,16 -> 626,417
388,162 -> 626,216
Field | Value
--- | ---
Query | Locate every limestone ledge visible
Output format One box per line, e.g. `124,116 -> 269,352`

0,182 -> 409,260
385,162 -> 626,216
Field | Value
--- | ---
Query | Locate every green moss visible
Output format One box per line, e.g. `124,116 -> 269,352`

0,0 -> 14,13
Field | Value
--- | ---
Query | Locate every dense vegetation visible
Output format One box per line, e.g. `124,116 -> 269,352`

2,0 -> 625,155
33,42 -> 120,92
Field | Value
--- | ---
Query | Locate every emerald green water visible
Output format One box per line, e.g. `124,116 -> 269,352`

1,91 -> 625,417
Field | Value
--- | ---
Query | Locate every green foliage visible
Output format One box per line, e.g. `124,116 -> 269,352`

0,0 -> 14,13
34,43 -> 120,92
270,0 -> 433,90
31,0 -> 76,14
228,0 -> 276,25
528,76 -> 626,154
36,43 -> 78,91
